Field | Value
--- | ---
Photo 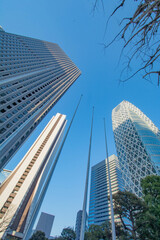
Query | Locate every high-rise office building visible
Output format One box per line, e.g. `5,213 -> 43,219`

35,212 -> 55,239
75,210 -> 88,240
112,100 -> 160,197
0,28 -> 81,169
88,155 -> 124,226
0,113 -> 66,240
75,210 -> 83,240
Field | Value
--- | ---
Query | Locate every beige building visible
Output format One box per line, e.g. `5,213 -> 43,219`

0,113 -> 66,240
88,155 -> 124,226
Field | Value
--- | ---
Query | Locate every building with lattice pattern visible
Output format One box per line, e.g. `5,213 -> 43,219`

0,113 -> 66,240
0,28 -> 81,169
112,100 -> 160,197
88,155 -> 124,226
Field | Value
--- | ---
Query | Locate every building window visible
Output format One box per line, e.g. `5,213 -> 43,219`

0,109 -> 6,113
13,118 -> 18,123
0,118 -> 6,123
6,123 -> 13,128
0,128 -> 6,134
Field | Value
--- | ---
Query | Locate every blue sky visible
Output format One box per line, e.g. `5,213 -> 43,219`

0,0 -> 160,237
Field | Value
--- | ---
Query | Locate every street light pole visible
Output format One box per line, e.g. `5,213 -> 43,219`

23,95 -> 83,240
80,107 -> 94,240
104,118 -> 116,240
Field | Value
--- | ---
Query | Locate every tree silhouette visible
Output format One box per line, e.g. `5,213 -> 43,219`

137,175 -> 160,240
61,227 -> 76,240
29,230 -> 48,240
94,0 -> 160,85
113,190 -> 146,240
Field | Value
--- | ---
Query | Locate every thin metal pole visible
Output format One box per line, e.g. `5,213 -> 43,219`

23,94 -> 83,240
104,118 -> 116,240
80,107 -> 94,240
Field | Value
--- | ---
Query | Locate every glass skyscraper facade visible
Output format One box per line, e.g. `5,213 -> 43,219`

75,210 -> 88,240
0,28 -> 81,169
112,100 -> 160,197
88,155 -> 124,226
75,210 -> 83,240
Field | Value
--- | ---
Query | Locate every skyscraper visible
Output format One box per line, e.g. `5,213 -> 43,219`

112,100 -> 160,197
75,210 -> 83,240
0,113 -> 66,240
0,28 -> 81,169
75,210 -> 88,240
88,155 -> 124,226
35,212 -> 55,239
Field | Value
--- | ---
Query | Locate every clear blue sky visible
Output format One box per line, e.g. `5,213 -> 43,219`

0,0 -> 160,237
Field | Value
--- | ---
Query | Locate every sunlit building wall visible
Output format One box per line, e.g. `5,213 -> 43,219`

0,28 -> 81,169
88,155 -> 124,226
112,100 -> 160,197
0,113 -> 66,240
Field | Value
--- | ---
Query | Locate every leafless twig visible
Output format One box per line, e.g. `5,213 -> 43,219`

94,0 -> 160,85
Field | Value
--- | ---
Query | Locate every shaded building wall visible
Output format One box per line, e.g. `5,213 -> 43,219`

0,29 -> 81,169
35,212 -> 54,239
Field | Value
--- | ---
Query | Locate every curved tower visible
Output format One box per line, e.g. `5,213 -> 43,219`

112,100 -> 160,197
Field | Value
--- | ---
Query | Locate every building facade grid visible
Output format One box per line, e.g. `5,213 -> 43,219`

112,100 -> 160,197
0,29 -> 81,169
88,155 -> 124,226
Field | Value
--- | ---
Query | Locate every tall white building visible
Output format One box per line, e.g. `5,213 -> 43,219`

0,28 -> 81,169
88,155 -> 124,226
112,100 -> 160,197
0,113 -> 66,240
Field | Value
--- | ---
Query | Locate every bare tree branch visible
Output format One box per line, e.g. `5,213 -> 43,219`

93,0 -> 160,85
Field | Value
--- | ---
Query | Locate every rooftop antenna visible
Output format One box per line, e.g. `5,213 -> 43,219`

80,107 -> 94,240
104,118 -> 116,240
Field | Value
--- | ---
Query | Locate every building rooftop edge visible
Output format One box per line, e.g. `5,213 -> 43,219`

91,154 -> 117,169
